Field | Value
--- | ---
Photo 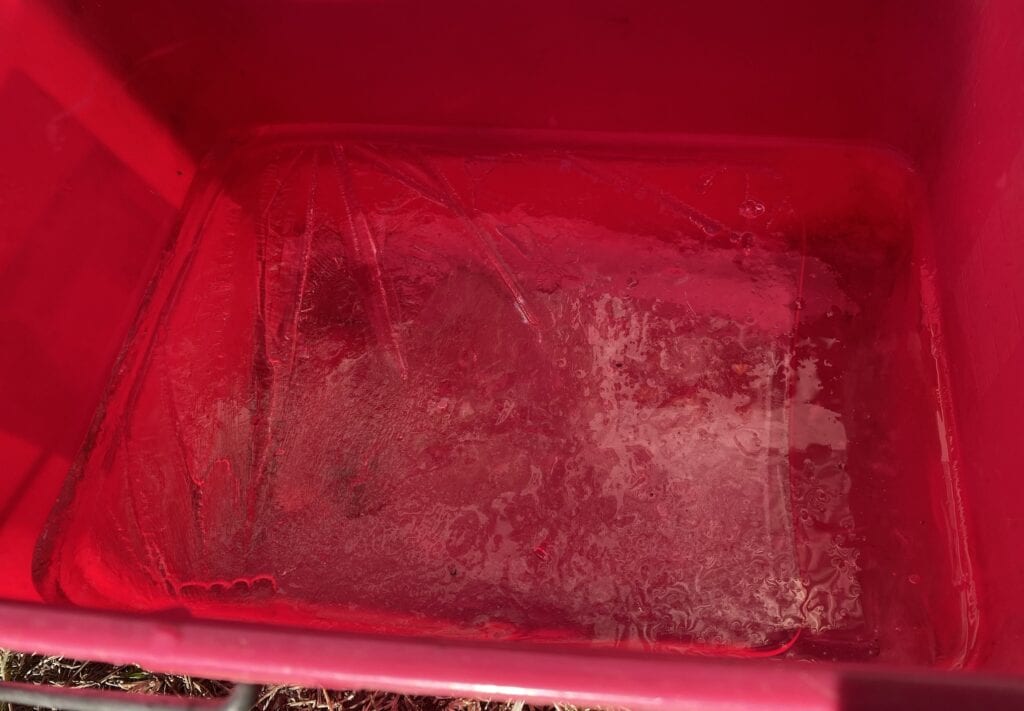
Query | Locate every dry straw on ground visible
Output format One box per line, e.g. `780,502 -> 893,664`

0,651 -> 600,711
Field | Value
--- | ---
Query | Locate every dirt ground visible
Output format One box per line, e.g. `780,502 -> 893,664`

0,651 -> 591,711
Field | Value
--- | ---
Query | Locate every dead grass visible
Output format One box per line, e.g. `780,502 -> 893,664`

0,652 -> 594,711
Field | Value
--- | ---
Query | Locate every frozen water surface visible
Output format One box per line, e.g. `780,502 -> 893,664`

35,136 -> 971,661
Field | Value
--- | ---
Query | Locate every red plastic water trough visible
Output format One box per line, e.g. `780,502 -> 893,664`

1,1 -> 1023,708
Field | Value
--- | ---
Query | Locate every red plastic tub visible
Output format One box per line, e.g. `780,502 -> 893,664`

1,1 -> 1023,708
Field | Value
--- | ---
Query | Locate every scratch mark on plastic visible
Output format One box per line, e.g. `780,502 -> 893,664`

568,156 -> 733,239
331,145 -> 409,379
286,151 -> 319,390
353,144 -> 540,332
160,369 -> 205,550
251,150 -> 305,522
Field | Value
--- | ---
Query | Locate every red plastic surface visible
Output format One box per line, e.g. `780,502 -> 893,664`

1,0 -> 1023,707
